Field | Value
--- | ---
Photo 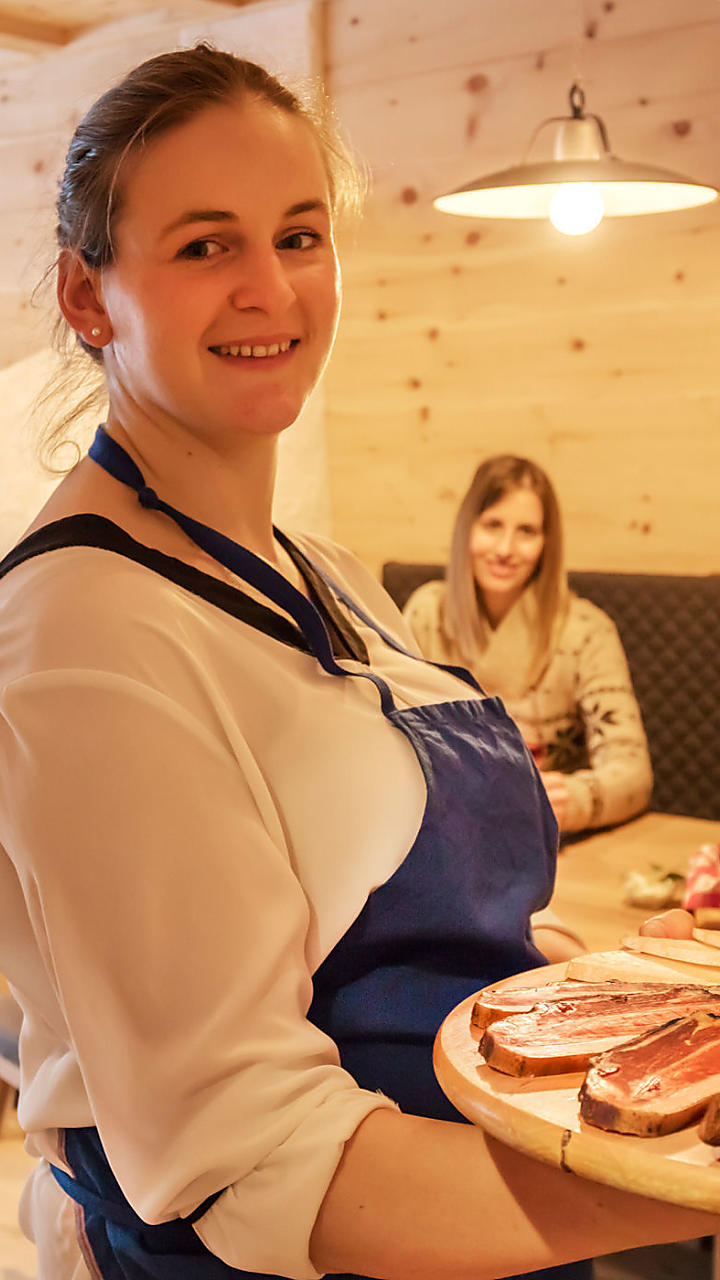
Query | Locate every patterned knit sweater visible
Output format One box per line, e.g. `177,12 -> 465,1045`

403,580 -> 653,834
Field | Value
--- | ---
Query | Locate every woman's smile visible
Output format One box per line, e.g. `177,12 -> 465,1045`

209,337 -> 297,360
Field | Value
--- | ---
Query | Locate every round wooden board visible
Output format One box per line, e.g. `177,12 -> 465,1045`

433,963 -> 720,1213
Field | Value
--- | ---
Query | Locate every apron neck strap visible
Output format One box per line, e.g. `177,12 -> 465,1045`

88,427 -> 397,711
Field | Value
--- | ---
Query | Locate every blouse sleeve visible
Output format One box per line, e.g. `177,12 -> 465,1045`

561,607 -> 653,833
0,666 -> 395,1278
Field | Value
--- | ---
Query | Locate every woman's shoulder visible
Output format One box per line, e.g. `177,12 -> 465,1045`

565,591 -> 618,635
0,525 -> 191,680
402,577 -> 447,617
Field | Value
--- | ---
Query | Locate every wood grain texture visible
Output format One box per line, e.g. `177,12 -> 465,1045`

0,0 -> 253,48
0,0 -> 718,576
550,812 -> 720,956
323,0 -> 720,575
435,972 -> 720,1214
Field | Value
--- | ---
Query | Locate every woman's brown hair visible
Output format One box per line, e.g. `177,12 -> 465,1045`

36,42 -> 360,468
445,455 -> 567,683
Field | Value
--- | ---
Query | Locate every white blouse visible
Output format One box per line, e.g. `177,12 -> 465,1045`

0,527 -> 482,1278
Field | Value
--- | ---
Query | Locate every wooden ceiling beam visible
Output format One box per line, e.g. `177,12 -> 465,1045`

0,9 -> 81,49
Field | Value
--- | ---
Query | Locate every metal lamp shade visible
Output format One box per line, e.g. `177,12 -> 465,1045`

434,157 -> 719,219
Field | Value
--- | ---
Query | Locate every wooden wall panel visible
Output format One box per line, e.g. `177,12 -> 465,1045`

0,0 -> 718,581
0,0 -> 320,369
323,0 -> 720,578
327,0 -> 720,88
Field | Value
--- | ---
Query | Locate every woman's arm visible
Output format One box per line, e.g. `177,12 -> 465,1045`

311,1107 -> 719,1280
530,906 -> 587,962
312,900 -> 707,1279
0,667 -> 395,1277
558,606 -> 653,832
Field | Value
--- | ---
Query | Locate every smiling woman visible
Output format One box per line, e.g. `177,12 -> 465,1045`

403,455 -> 653,834
0,42 -> 713,1280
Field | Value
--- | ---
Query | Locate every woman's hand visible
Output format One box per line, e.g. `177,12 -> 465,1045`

541,771 -> 569,830
639,908 -> 694,939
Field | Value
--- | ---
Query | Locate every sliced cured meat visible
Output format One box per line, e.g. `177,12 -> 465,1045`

580,1011 -> 720,1136
470,979 -> 675,1032
479,985 -> 720,1078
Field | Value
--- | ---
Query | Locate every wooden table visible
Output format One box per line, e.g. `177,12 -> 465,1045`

549,811 -> 719,955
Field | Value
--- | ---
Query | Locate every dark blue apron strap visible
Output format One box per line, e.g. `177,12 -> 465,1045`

50,1163 -> 222,1228
302,551 -> 485,696
89,428 -> 397,716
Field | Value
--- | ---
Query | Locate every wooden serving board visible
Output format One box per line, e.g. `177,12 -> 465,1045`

433,962 -> 720,1213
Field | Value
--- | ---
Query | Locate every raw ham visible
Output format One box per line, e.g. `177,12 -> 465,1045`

478,984 -> 720,1077
579,1012 -> 720,1136
470,978 -> 675,1032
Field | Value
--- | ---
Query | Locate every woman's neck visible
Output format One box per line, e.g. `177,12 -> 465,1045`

481,586 -> 525,630
103,409 -> 279,561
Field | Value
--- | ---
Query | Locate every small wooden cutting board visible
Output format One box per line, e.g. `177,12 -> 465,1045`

434,960 -> 720,1213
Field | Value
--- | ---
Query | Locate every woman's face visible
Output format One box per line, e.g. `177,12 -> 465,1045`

469,486 -> 545,621
96,96 -> 341,451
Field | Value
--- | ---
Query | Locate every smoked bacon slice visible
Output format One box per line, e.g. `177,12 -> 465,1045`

470,978 -> 696,1033
580,1011 -> 720,1137
479,985 -> 720,1077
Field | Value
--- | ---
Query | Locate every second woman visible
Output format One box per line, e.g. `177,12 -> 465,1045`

404,455 -> 653,834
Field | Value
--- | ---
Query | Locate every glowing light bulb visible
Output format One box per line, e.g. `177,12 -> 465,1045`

549,183 -> 604,235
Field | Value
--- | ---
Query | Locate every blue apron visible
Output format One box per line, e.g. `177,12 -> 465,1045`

49,427 -> 590,1280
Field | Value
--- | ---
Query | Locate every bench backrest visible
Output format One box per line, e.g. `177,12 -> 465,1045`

382,562 -> 720,821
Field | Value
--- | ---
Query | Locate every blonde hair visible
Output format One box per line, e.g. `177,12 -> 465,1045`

445,455 -> 567,683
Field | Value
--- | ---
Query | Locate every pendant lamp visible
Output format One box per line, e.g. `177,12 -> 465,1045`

434,84 -> 718,236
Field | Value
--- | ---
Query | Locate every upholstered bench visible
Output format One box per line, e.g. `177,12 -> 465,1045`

382,564 -> 720,822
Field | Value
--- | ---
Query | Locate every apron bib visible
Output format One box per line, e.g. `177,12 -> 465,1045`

47,428 -> 589,1280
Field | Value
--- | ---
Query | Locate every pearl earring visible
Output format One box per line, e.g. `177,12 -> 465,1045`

90,327 -> 102,338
